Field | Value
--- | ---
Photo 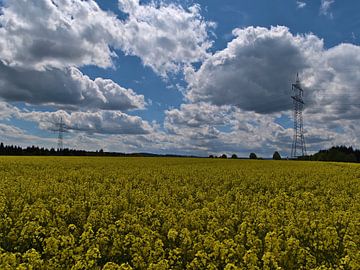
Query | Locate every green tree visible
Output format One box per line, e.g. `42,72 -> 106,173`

273,151 -> 281,160
249,153 -> 257,159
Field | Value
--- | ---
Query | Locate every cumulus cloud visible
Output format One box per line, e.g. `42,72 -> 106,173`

163,100 -> 360,156
0,0 -> 213,113
0,0 -> 121,70
18,109 -> 153,135
2,96 -> 356,156
0,63 -> 145,110
165,103 -> 232,129
305,43 -> 360,121
1,0 -> 359,156
0,0 -> 146,111
0,122 -> 56,147
164,102 -> 292,155
0,0 -> 213,76
186,25 -> 360,122
186,26 -> 323,114
0,100 -> 19,119
0,0 -> 216,154
118,0 -> 214,76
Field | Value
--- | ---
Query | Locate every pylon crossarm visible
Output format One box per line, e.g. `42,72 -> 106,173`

291,96 -> 305,104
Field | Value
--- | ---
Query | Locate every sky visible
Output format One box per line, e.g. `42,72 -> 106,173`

0,0 -> 360,157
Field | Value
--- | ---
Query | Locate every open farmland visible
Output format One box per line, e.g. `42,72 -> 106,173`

0,157 -> 359,269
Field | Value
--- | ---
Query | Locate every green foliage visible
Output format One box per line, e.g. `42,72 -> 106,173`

272,151 -> 281,160
310,146 -> 358,163
249,153 -> 257,159
0,157 -> 359,269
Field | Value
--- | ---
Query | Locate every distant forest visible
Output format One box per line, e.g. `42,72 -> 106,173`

0,142 -> 194,158
0,142 -> 124,157
301,146 -> 360,163
1,142 -> 360,162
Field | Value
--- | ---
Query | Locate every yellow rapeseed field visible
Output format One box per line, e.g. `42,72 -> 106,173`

0,157 -> 359,269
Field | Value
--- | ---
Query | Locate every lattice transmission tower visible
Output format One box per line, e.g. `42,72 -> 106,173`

291,74 -> 307,158
51,117 -> 68,151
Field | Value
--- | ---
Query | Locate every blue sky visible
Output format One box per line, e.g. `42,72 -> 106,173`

0,0 -> 359,157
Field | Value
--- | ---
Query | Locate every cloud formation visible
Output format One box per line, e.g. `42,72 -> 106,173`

118,0 -> 214,76
20,110 -> 153,135
164,102 -> 293,156
163,101 -> 360,156
0,0 -> 120,70
0,122 -> 56,148
0,100 -> 19,119
0,0 -> 213,76
0,63 -> 145,111
0,0 -> 213,114
165,103 -> 232,129
168,25 -> 360,155
186,26 -> 360,120
305,43 -> 360,121
1,1 -> 359,157
186,26 -> 323,113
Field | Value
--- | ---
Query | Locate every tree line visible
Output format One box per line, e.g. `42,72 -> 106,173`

300,146 -> 360,163
211,146 -> 360,163
0,142 -> 196,158
0,143 -> 111,156
209,151 -> 282,160
1,142 -> 359,162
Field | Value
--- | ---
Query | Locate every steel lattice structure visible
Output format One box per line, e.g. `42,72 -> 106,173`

291,74 -> 307,158
51,117 -> 67,151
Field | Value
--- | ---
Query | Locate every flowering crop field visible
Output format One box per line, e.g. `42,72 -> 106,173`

0,157 -> 359,269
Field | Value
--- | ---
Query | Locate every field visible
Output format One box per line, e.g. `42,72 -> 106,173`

0,157 -> 359,269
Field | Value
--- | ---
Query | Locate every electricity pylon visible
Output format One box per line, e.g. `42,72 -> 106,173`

291,74 -> 307,158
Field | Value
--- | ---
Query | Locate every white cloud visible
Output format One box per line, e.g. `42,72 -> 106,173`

0,0 -> 213,76
0,64 -> 146,111
0,0 -> 150,111
0,122 -> 56,147
0,100 -> 19,119
320,0 -> 335,17
165,103 -> 232,129
164,102 -> 293,156
179,25 -> 360,155
19,109 -> 153,135
2,97 -> 358,156
0,0 -> 121,70
305,43 -> 360,121
1,0 -> 359,157
0,0 -> 214,115
186,26 -> 323,113
163,100 -> 360,157
296,1 -> 306,9
117,0 -> 214,76
0,123 -> 24,136
186,26 -> 360,120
